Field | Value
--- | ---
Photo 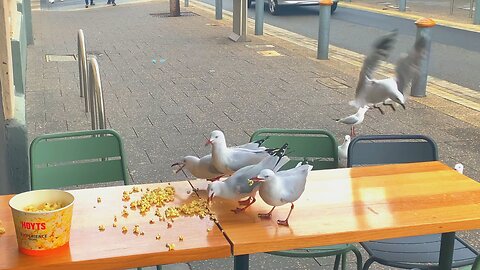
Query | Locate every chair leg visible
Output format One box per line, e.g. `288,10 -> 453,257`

350,247 -> 363,270
473,256 -> 480,270
362,258 -> 375,270
333,254 -> 341,270
341,253 -> 347,270
156,266 -> 162,270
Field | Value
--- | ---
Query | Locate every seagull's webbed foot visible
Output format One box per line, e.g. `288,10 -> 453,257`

232,198 -> 256,214
277,219 -> 289,226
258,206 -> 275,219
206,175 -> 223,182
238,197 -> 252,205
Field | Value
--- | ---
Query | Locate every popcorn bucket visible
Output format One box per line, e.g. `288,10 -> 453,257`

9,190 -> 75,256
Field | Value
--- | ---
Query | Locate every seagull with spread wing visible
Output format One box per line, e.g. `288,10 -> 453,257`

350,30 -> 428,114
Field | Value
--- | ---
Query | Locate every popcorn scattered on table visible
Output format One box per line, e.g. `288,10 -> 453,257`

133,225 -> 141,235
122,191 -> 131,202
113,222 -> 117,228
207,228 -> 212,232
121,226 -> 128,234
121,209 -> 129,218
167,222 -> 173,228
149,219 -> 155,224
98,225 -> 106,231
0,220 -> 5,235
179,236 -> 184,241
97,197 -> 102,203
166,243 -> 175,251
156,234 -> 161,240
114,215 -> 118,222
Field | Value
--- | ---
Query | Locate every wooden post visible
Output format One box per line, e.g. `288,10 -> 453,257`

0,0 -> 15,120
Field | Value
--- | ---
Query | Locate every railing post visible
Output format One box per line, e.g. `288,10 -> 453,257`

317,0 -> 332,60
399,0 -> 406,12
474,0 -> 480,24
215,0 -> 222,19
88,58 -> 106,130
411,18 -> 435,97
255,0 -> 265,35
78,29 -> 89,112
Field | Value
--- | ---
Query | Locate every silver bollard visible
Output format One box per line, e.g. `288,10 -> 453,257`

255,0 -> 265,35
216,0 -> 222,19
474,0 -> 480,24
317,0 -> 332,60
411,18 -> 435,97
399,0 -> 406,11
185,0 -> 189,7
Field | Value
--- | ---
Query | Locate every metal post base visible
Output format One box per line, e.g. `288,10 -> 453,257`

438,232 -> 455,270
234,254 -> 249,270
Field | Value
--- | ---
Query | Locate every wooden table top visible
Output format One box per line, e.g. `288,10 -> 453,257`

0,181 -> 231,270
192,161 -> 480,255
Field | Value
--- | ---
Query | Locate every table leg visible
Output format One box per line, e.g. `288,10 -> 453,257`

439,232 -> 455,270
234,254 -> 249,270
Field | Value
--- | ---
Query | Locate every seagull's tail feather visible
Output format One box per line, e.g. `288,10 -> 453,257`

252,136 -> 270,147
273,156 -> 290,172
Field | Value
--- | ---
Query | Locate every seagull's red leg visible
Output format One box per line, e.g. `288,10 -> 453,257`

258,206 -> 276,219
277,203 -> 294,226
232,197 -> 256,214
238,197 -> 252,205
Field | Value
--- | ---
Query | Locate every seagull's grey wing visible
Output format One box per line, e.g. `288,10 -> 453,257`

355,30 -> 398,98
199,154 -> 223,175
225,165 -> 260,194
337,114 -> 359,125
228,148 -> 268,171
236,137 -> 269,150
395,35 -> 428,95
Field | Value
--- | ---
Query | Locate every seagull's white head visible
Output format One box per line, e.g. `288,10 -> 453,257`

205,130 -> 225,146
344,135 -> 351,144
171,156 -> 200,174
253,169 -> 276,183
207,181 -> 222,204
358,106 -> 369,114
454,163 -> 464,174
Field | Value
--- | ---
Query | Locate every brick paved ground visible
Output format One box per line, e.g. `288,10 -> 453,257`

26,1 -> 480,269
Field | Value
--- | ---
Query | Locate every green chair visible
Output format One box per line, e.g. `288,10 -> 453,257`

250,128 -> 362,270
30,129 -> 130,190
30,129 -> 163,270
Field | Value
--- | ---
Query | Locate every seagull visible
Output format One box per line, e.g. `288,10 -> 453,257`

253,163 -> 313,226
454,163 -> 464,174
206,130 -> 274,175
350,30 -> 427,114
338,135 -> 351,161
207,143 -> 290,213
171,155 -> 224,181
335,106 -> 369,137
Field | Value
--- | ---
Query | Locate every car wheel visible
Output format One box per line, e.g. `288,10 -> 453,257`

268,0 -> 280,15
248,0 -> 253,8
331,1 -> 337,14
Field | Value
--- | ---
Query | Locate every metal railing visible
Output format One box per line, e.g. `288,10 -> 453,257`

87,58 -> 106,130
77,29 -> 106,130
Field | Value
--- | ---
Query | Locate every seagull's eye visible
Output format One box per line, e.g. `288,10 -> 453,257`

215,136 -> 219,139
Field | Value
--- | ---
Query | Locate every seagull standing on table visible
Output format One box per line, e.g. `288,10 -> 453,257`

207,143 -> 290,213
206,130 -> 273,175
338,135 -> 351,161
336,106 -> 369,137
171,137 -> 269,181
350,30 -> 428,114
253,163 -> 313,226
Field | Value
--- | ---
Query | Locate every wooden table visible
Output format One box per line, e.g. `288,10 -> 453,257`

0,181 -> 231,270
192,161 -> 480,270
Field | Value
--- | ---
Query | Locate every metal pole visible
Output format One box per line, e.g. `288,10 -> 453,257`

78,29 -> 89,112
450,0 -> 454,15
469,0 -> 473,18
185,0 -> 189,7
88,58 -> 106,130
411,18 -> 435,97
234,255 -> 249,270
399,0 -> 406,12
255,0 -> 265,35
317,0 -> 332,60
240,0 -> 247,41
215,0 -> 222,19
438,232 -> 455,270
474,0 -> 480,24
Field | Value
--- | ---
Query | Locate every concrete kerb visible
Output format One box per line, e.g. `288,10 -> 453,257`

188,0 -> 480,128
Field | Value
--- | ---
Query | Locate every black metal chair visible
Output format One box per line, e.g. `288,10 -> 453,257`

347,134 -> 478,270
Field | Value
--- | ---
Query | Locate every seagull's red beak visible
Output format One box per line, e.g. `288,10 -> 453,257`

205,139 -> 213,146
171,162 -> 185,174
207,193 -> 214,204
251,177 -> 265,183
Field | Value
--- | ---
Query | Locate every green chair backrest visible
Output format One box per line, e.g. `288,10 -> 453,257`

250,128 -> 338,170
30,129 -> 130,190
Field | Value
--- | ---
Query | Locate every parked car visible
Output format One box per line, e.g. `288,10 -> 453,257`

248,0 -> 338,15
